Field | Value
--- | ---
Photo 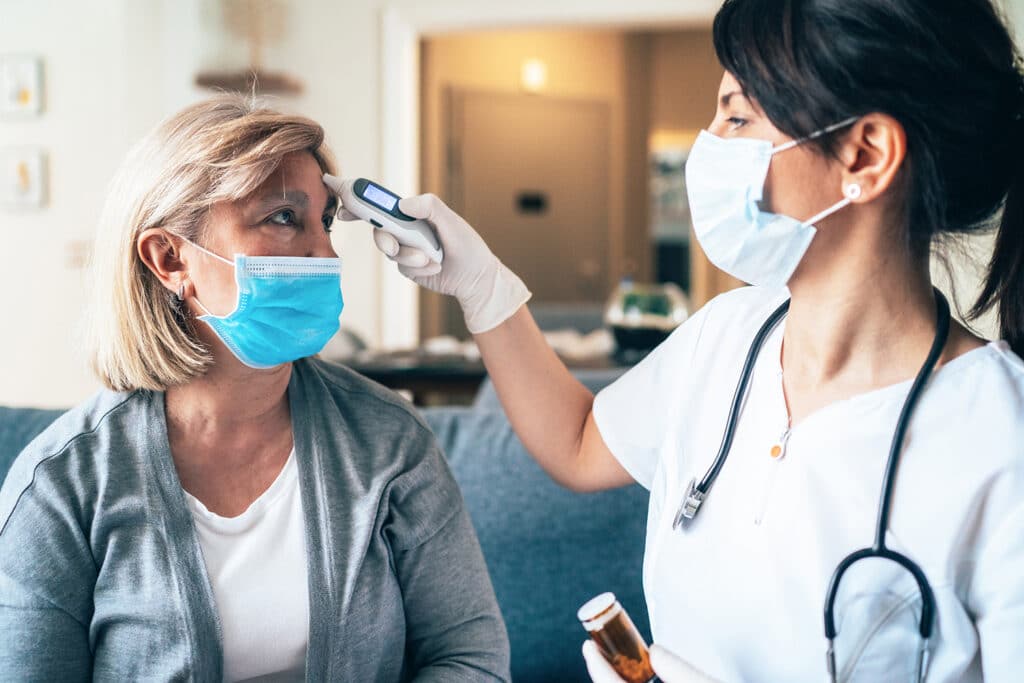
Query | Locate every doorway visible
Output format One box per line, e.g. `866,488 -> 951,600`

437,88 -> 612,336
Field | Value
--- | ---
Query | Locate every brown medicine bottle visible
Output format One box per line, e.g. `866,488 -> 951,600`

578,592 -> 657,683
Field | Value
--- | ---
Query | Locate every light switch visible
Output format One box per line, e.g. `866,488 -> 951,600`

0,55 -> 43,115
0,147 -> 47,208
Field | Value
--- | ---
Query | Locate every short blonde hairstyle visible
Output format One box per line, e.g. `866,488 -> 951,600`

86,93 -> 336,392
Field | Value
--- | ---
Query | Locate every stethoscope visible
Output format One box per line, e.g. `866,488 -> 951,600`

672,289 -> 950,683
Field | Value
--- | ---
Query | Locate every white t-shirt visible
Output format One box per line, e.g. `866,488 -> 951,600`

593,286 -> 1024,683
184,450 -> 309,683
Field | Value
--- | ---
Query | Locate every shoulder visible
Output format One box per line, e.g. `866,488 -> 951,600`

933,341 -> 1024,430
940,342 -> 1024,452
295,359 -> 461,544
0,389 -> 153,531
293,358 -> 439,461
696,285 -> 790,340
911,341 -> 1024,511
299,357 -> 433,428
631,285 -> 787,375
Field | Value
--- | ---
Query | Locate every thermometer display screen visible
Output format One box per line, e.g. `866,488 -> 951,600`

363,183 -> 398,211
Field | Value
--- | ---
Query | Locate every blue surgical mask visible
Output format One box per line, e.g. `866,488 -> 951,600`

184,240 -> 344,369
685,118 -> 859,288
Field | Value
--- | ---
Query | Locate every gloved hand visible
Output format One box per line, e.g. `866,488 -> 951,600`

582,640 -> 720,683
323,174 -> 531,334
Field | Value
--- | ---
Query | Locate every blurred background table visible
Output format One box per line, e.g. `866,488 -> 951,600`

342,350 -> 638,406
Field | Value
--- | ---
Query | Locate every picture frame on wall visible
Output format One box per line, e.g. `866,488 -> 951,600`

1,55 -> 44,117
0,147 -> 47,209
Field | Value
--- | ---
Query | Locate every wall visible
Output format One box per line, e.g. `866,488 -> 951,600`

0,1 -> 173,407
648,30 -> 720,133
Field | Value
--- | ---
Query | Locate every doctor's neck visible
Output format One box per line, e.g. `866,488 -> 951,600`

780,215 -> 973,398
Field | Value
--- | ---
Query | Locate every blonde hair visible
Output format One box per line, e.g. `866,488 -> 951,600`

86,93 -> 336,392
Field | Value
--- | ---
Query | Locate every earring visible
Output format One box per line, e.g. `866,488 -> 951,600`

844,183 -> 863,200
176,282 -> 185,301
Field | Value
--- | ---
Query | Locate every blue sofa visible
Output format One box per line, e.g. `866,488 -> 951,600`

0,378 -> 650,682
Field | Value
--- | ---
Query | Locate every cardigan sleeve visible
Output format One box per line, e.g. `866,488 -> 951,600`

385,442 -> 511,682
0,457 -> 95,681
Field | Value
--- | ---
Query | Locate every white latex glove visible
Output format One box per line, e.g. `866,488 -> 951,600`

323,174 -> 531,334
582,640 -> 721,683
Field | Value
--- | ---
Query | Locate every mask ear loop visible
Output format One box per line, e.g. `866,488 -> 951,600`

179,237 -> 232,316
771,116 -> 860,154
182,238 -> 235,267
802,183 -> 862,227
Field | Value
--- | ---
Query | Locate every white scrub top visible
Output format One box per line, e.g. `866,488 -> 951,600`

593,286 -> 1024,683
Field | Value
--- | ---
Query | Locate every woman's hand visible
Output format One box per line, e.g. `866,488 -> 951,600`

582,640 -> 721,683
323,174 -> 531,334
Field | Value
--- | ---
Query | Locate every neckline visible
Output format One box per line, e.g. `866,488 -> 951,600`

184,449 -> 298,531
147,361 -> 331,679
766,320 -> 1000,432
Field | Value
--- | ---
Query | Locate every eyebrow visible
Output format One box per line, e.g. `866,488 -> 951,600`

720,90 -> 750,107
252,190 -> 308,210
251,190 -> 337,213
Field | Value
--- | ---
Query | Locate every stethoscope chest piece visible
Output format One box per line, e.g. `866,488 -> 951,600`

672,478 -> 704,530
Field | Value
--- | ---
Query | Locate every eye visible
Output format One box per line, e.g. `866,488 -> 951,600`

727,116 -> 749,129
267,208 -> 299,227
322,214 -> 334,234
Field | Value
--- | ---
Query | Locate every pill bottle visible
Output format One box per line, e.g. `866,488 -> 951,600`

578,592 -> 657,683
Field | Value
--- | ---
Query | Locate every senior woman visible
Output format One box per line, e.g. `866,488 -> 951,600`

0,95 -> 509,681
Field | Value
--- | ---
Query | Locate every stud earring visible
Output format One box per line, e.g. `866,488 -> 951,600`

844,183 -> 863,200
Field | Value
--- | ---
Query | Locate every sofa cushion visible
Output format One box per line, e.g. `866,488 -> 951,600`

0,407 -> 66,484
422,407 -> 651,683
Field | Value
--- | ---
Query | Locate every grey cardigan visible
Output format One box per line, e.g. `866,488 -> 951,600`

0,358 -> 510,681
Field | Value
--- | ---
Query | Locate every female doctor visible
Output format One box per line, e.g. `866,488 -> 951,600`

333,0 -> 1024,679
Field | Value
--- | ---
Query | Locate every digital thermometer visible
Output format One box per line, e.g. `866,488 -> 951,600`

338,178 -> 444,264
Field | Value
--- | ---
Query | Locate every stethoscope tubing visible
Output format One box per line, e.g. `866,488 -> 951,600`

698,299 -> 791,495
824,290 -> 949,642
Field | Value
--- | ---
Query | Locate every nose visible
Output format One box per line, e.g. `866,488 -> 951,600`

706,118 -> 729,137
307,225 -> 339,259
310,240 -> 339,258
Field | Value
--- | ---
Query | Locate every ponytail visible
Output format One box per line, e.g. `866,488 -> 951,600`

971,112 -> 1024,357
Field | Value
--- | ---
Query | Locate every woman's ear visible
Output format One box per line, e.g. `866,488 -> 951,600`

138,228 -> 189,297
839,113 -> 907,204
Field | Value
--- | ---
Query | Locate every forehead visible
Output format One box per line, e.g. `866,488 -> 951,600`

717,71 -> 744,98
248,151 -> 330,205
